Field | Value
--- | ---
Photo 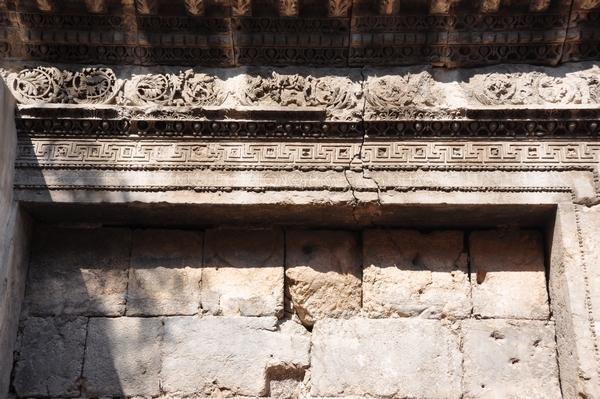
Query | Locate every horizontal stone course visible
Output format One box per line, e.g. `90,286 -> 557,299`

362,229 -> 470,319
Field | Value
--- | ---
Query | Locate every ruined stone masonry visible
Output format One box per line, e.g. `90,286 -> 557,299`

2,1 -> 600,399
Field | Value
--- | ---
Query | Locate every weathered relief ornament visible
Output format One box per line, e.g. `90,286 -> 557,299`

471,72 -> 581,105
68,68 -> 120,105
124,74 -> 181,106
179,71 -> 226,106
9,67 -> 66,104
241,72 -> 360,120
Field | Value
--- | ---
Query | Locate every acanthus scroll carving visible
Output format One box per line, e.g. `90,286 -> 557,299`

470,72 -> 582,106
241,72 -> 361,120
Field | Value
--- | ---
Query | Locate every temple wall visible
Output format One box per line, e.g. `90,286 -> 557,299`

11,225 -> 561,399
0,79 -> 32,398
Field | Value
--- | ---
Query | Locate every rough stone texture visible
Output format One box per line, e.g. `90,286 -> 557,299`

470,229 -> 550,319
0,205 -> 32,399
24,226 -> 132,316
0,78 -> 15,259
202,228 -> 284,317
13,316 -> 87,398
83,317 -> 163,397
462,319 -> 561,398
311,318 -> 463,399
362,229 -> 470,319
162,316 -> 311,397
285,230 -> 361,326
128,229 -> 203,316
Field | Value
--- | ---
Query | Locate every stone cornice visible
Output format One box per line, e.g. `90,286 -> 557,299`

0,0 -> 597,67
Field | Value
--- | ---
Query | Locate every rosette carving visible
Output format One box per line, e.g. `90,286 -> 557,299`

124,74 -> 181,106
9,67 -> 66,104
68,68 -> 120,105
366,72 -> 436,109
180,70 -> 226,106
473,73 -> 518,105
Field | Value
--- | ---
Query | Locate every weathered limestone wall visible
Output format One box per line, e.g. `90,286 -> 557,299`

0,79 -> 32,399
12,225 -> 560,399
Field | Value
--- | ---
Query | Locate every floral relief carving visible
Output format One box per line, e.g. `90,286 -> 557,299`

232,0 -> 252,16
241,72 -> 360,120
180,71 -> 226,106
68,68 -> 120,105
9,67 -> 66,104
329,0 -> 351,17
184,0 -> 204,15
471,72 -> 581,105
124,74 -> 181,106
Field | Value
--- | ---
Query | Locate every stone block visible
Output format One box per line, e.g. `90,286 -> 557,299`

127,229 -> 203,316
470,229 -> 549,319
362,229 -> 470,319
462,319 -> 561,398
285,230 -> 361,326
162,316 -> 311,397
25,226 -> 132,316
311,318 -> 463,399
13,316 -> 87,398
83,317 -> 163,397
202,228 -> 284,317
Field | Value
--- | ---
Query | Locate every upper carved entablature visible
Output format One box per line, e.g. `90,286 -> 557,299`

0,0 -> 595,67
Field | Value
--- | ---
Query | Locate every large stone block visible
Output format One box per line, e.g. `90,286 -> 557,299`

285,230 -> 361,326
127,229 -> 203,316
362,229 -> 470,319
162,316 -> 310,397
470,229 -> 549,319
462,319 -> 561,398
311,318 -> 463,399
202,228 -> 284,317
25,226 -> 132,316
13,317 -> 87,398
82,317 -> 163,397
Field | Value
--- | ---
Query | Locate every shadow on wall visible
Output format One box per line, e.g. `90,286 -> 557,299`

10,225 -> 557,399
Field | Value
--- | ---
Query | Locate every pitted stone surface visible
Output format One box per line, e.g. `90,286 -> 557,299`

162,316 -> 311,396
285,230 -> 361,326
310,318 -> 463,399
462,319 -> 561,398
202,228 -> 284,317
362,229 -> 470,319
13,316 -> 87,398
24,226 -> 131,316
83,317 -> 163,397
470,229 -> 549,319
128,229 -> 203,316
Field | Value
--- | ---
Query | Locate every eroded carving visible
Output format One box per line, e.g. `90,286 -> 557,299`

9,67 -> 66,104
279,0 -> 299,17
180,71 -> 226,106
329,0 -> 351,17
379,0 -> 400,15
241,72 -> 360,120
184,0 -> 205,15
68,69 -> 120,105
135,0 -> 158,15
471,73 -> 581,106
85,0 -> 108,13
232,0 -> 252,16
124,74 -> 180,106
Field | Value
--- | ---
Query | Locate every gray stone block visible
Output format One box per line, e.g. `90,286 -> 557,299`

13,316 -> 87,398
162,316 -> 310,396
470,229 -> 550,319
285,230 -> 361,326
25,226 -> 132,316
310,318 -> 463,399
363,229 -> 470,319
127,229 -> 203,316
462,319 -> 561,398
202,228 -> 284,317
82,317 -> 163,397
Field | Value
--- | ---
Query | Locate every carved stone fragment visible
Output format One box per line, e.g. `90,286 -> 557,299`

36,0 -> 57,12
124,73 -> 180,106
135,0 -> 158,14
529,0 -> 551,12
329,0 -> 351,17
9,67 -> 66,104
232,0 -> 252,16
279,0 -> 299,17
85,0 -> 108,13
379,0 -> 400,14
68,68 -> 120,105
184,0 -> 205,15
479,0 -> 501,12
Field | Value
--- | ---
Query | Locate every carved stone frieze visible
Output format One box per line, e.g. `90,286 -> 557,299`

240,72 -> 362,121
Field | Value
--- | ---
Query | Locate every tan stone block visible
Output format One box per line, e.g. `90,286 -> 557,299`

13,316 -> 87,398
462,319 -> 561,399
362,229 -> 470,319
127,229 -> 203,316
25,226 -> 131,316
285,230 -> 361,326
83,317 -> 163,397
202,228 -> 284,317
162,316 -> 311,396
311,318 -> 463,399
470,229 -> 549,319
